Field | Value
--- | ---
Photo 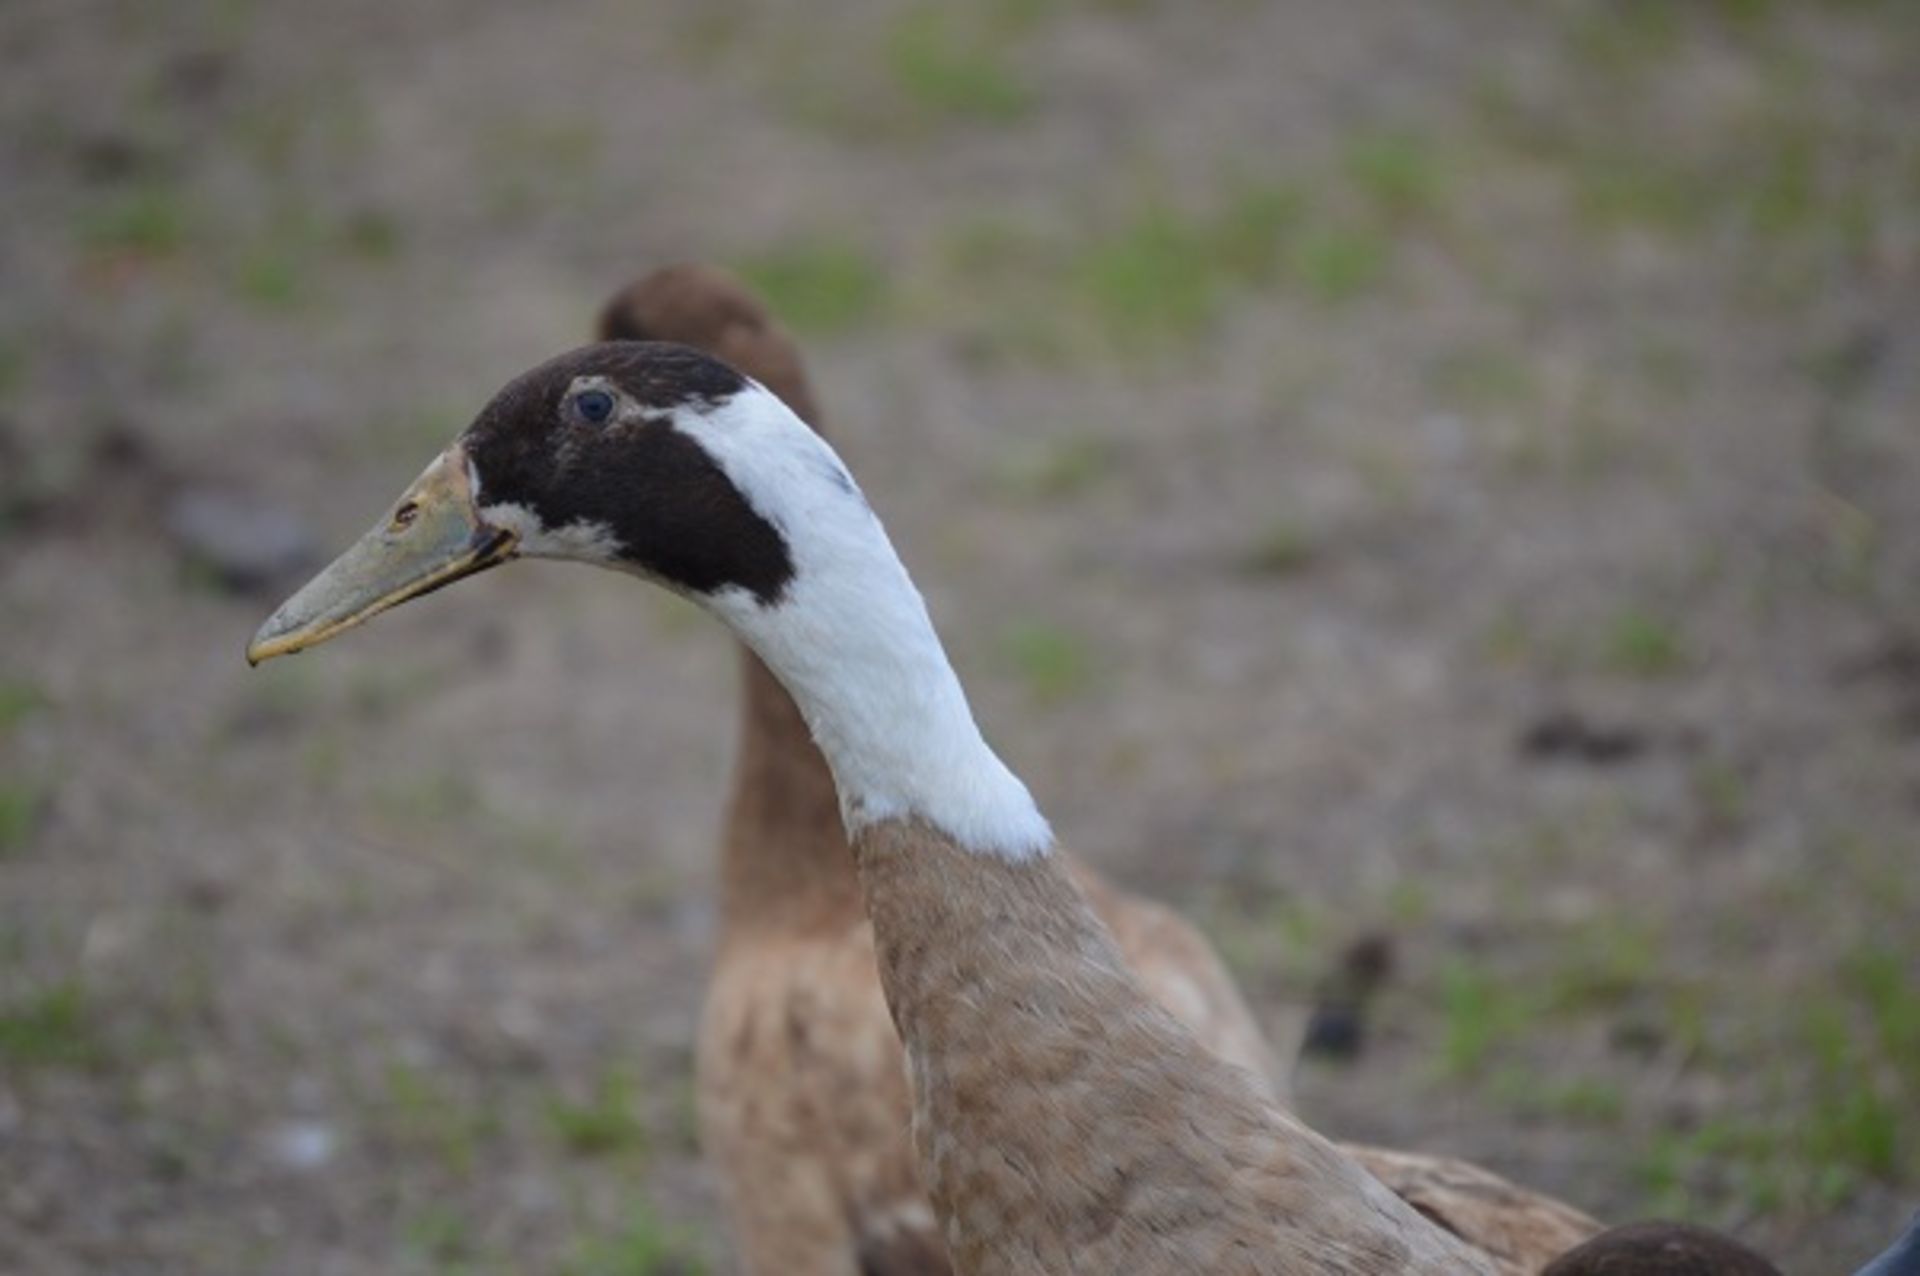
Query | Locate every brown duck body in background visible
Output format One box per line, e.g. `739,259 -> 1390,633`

600,266 -> 1282,1275
599,266 -> 1599,1276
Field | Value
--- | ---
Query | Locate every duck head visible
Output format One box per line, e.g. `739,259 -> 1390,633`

250,337 -> 1052,859
247,340 -> 852,664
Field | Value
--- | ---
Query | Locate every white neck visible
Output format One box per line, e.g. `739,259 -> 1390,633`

683,390 -> 1055,862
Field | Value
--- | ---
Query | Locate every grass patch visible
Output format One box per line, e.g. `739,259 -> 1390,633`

372,770 -> 481,826
402,1204 -> 478,1266
79,184 -> 191,259
565,1205 -> 706,1276
1546,918 -> 1663,1012
737,242 -> 887,336
1073,206 -> 1224,340
236,246 -> 305,310
0,678 -> 48,733
992,435 -> 1116,501
884,7 -> 1035,124
0,780 -> 47,858
1436,959 -> 1534,1078
1600,608 -> 1691,678
1286,223 -> 1390,304
1343,131 -> 1447,222
0,982 -> 100,1068
1431,348 -> 1537,411
1572,153 -> 1715,237
1238,519 -> 1318,577
381,1063 -> 499,1174
998,621 -> 1094,705
1490,1067 -> 1627,1125
548,1069 -> 646,1158
0,336 -> 26,401
1063,180 -> 1307,345
1633,942 -> 1919,1218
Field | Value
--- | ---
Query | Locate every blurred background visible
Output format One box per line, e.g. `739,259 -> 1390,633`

2,0 -> 1917,1271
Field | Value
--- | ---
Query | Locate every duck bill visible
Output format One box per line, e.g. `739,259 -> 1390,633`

246,446 -> 517,665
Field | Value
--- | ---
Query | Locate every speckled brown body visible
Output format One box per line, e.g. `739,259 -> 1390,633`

853,819 -> 1494,1276
1344,1145 -> 1601,1276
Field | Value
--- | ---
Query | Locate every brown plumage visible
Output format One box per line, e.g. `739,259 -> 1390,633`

1342,1145 -> 1603,1276
1540,1221 -> 1784,1275
600,265 -> 1600,1276
602,266 -> 1283,1275
855,818 -> 1489,1275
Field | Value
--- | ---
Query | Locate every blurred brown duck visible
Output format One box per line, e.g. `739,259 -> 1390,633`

599,265 -> 1284,1274
594,264 -> 1604,1276
248,301 -> 1597,1275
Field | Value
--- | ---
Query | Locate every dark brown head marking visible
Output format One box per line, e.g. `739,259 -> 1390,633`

461,341 -> 795,604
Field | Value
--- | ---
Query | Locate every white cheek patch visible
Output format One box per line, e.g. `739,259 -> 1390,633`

478,500 -> 625,562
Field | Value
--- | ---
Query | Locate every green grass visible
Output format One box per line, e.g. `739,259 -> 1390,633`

0,982 -> 100,1068
402,1204 -> 477,1266
1212,180 -> 1310,280
1286,223 -> 1390,304
548,1069 -> 646,1158
1431,347 -> 1537,410
1600,608 -> 1691,678
0,780 -> 46,858
1565,1 -> 1685,78
737,242 -> 888,336
236,246 -> 305,309
1436,959 -> 1534,1078
993,435 -> 1116,500
1632,942 -> 1919,1219
1489,1067 -> 1627,1125
998,621 -> 1094,705
884,7 -> 1035,124
1073,207 -> 1223,340
1571,151 -> 1716,236
372,770 -> 481,826
339,209 -> 403,262
0,678 -> 47,733
1239,519 -> 1318,577
565,1206 -> 706,1276
1546,918 -> 1663,1012
1065,182 -> 1306,344
0,336 -> 26,401
79,185 -> 191,259
382,1063 -> 498,1174
1343,131 -> 1446,222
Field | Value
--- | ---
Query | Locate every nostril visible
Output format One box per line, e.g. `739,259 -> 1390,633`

392,501 -> 420,529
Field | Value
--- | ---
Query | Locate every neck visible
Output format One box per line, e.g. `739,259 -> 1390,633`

717,648 -> 864,930
704,466 -> 1052,861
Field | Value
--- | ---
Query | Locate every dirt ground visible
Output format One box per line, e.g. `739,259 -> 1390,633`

2,1 -> 1917,1271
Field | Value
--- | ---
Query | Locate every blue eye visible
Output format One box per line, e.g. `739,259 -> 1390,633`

574,389 -> 615,424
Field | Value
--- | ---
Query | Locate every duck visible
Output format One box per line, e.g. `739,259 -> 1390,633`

249,338 -> 1595,1273
592,263 -> 1286,1275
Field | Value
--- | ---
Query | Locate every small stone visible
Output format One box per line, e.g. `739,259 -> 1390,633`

263,1120 -> 337,1172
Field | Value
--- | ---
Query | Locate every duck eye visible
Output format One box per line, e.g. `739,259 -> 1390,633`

573,388 -> 615,425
